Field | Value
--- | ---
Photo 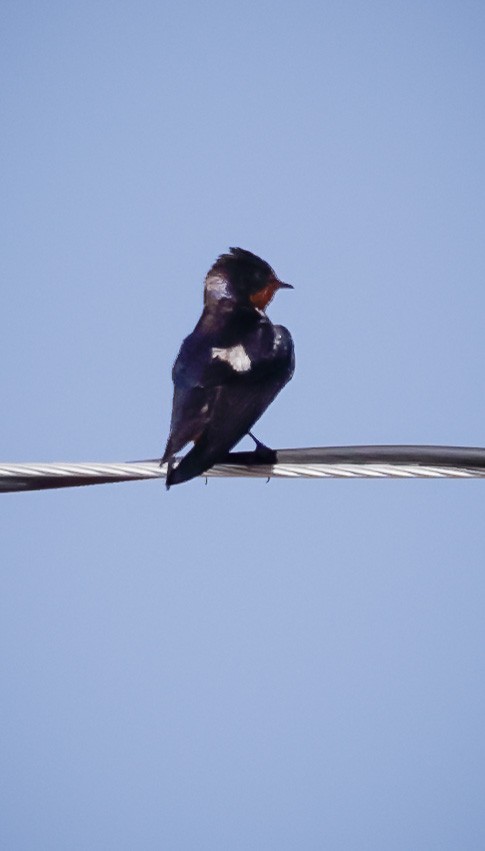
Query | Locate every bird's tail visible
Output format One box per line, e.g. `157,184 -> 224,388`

165,439 -> 222,488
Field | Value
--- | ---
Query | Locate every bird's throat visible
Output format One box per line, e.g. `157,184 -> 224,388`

249,282 -> 279,310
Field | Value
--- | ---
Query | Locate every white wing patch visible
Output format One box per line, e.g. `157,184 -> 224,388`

211,344 -> 251,373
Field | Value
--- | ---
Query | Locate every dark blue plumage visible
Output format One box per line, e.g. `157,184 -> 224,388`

162,248 -> 295,487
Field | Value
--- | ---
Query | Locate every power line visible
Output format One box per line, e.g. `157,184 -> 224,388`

2,445 -> 485,493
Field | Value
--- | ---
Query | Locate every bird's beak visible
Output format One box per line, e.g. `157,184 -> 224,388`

250,276 -> 293,309
275,279 -> 294,290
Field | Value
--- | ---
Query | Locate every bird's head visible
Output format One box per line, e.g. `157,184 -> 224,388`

204,247 -> 293,311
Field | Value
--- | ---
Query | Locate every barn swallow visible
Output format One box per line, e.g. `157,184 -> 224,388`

161,247 -> 295,487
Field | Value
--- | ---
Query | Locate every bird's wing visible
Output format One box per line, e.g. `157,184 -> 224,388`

163,321 -> 294,477
199,368 -> 289,450
167,338 -> 294,485
166,374 -> 289,486
162,333 -> 236,459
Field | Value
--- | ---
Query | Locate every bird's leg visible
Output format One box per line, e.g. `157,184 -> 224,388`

248,432 -> 277,464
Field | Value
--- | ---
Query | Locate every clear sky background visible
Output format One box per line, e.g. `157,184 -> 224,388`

1,2 -> 485,848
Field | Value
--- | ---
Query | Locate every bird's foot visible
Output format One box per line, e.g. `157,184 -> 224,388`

248,432 -> 277,464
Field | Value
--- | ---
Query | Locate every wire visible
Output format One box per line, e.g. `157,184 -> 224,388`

2,445 -> 485,492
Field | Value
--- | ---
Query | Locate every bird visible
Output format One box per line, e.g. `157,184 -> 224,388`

161,247 -> 295,487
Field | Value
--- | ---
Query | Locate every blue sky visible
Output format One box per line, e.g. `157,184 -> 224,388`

2,2 -> 485,848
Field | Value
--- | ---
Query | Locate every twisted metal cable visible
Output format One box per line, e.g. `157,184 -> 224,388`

2,446 -> 485,492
